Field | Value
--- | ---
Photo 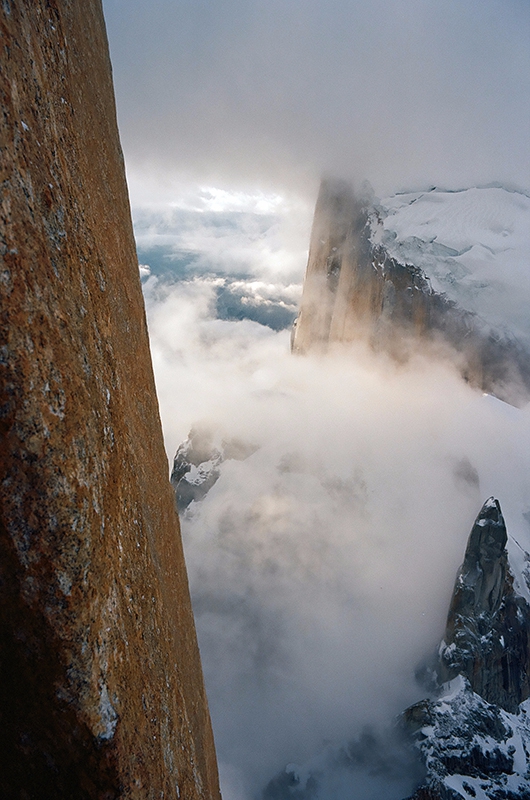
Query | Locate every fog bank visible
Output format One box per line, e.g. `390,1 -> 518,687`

103,0 -> 530,203
142,262 -> 530,798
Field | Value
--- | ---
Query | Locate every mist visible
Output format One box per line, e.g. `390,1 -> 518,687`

139,197 -> 530,797
100,1 -> 530,795
103,0 -> 530,201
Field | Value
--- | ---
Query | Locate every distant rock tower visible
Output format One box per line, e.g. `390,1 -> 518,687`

293,179 -> 530,406
403,498 -> 530,800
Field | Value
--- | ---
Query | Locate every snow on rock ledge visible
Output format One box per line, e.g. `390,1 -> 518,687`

402,676 -> 530,800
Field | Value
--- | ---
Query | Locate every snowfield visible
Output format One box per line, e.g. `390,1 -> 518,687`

379,187 -> 530,346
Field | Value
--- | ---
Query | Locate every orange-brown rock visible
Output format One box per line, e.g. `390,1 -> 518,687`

0,2 -> 220,797
292,179 -> 530,406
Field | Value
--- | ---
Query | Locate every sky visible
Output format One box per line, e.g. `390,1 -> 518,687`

103,0 -> 530,203
101,2 -> 530,798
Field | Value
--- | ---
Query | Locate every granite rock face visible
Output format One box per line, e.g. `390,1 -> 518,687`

260,500 -> 530,800
403,499 -> 530,800
439,498 -> 530,713
402,677 -> 530,800
292,179 -> 530,405
0,2 -> 219,797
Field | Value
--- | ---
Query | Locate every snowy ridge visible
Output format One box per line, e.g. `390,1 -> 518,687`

294,180 -> 530,406
378,187 -> 530,346
404,676 -> 530,800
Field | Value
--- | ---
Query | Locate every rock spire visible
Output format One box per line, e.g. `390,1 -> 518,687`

403,499 -> 530,799
439,498 -> 530,712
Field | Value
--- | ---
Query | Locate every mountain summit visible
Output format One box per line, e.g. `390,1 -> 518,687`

404,498 -> 530,800
293,179 -> 530,406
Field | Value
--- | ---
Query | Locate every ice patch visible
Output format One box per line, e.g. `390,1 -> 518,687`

98,684 -> 118,740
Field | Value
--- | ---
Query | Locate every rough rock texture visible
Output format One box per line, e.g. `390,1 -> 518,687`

0,2 -> 220,798
402,499 -> 530,800
439,498 -> 530,713
402,677 -> 530,800
259,498 -> 530,799
292,179 -> 530,406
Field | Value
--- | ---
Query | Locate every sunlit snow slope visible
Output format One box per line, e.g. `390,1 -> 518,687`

379,186 -> 530,345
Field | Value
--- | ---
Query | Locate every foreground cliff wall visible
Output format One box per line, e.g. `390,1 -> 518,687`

293,179 -> 530,406
0,2 -> 220,797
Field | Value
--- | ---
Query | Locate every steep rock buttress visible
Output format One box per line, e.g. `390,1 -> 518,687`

260,501 -> 530,800
292,179 -> 530,406
0,2 -> 220,797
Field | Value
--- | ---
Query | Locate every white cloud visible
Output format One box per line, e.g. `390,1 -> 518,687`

143,263 -> 530,798
133,190 -> 311,285
105,0 -> 530,200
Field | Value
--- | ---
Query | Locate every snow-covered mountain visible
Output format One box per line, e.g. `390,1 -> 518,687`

379,187 -> 530,348
292,181 -> 530,406
285,183 -> 530,798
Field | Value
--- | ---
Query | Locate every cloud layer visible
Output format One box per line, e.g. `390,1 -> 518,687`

142,259 -> 530,798
103,0 -> 530,200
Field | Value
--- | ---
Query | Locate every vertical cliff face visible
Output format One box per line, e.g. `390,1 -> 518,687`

290,179 -> 363,353
291,178 -> 440,356
0,2 -> 220,797
293,179 -> 530,406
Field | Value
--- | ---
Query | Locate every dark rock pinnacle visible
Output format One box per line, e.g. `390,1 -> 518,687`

440,498 -> 530,712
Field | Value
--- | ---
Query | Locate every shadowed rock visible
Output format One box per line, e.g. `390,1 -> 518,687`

402,499 -> 530,800
439,498 -> 530,712
171,425 -> 257,510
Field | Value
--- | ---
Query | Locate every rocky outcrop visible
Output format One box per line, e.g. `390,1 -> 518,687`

403,499 -> 530,799
260,499 -> 530,800
171,426 -> 257,511
402,676 -> 530,800
439,498 -> 530,712
0,2 -> 219,797
292,179 -> 530,406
